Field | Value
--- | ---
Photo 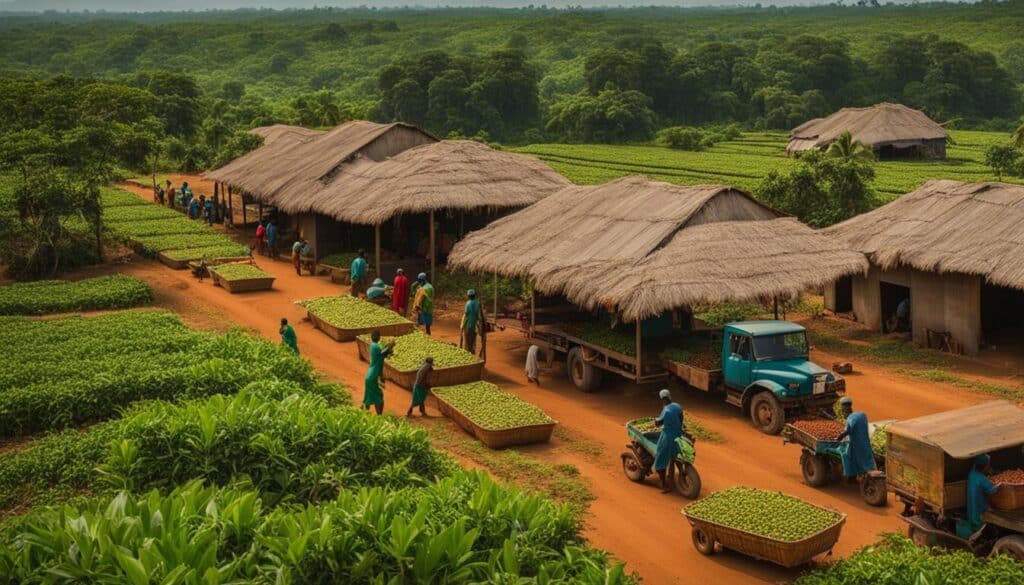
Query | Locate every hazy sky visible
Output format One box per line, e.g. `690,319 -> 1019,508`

0,0 -> 843,11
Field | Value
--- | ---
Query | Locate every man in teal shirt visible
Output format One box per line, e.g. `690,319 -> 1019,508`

461,289 -> 484,354
350,249 -> 368,297
958,453 -> 999,538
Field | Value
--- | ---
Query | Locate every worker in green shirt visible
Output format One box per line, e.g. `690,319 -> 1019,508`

412,272 -> 434,336
350,249 -> 368,297
279,317 -> 298,355
363,330 -> 394,414
461,288 -> 484,354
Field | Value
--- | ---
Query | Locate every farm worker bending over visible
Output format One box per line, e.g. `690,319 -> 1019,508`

653,388 -> 684,494
412,272 -> 435,336
958,454 -> 999,538
408,356 -> 432,417
461,289 -> 484,354
363,330 -> 394,415
392,268 -> 410,315
350,249 -> 368,297
367,278 -> 388,300
279,318 -> 298,355
836,397 -> 876,478
291,239 -> 305,275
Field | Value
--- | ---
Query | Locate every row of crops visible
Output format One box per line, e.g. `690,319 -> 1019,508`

514,130 -> 1019,199
101,187 -> 249,262
0,309 -> 632,583
0,274 -> 152,315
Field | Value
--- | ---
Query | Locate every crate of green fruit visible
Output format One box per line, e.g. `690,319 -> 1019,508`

682,487 -> 845,567
209,263 -> 275,293
300,296 -> 413,342
356,332 -> 483,389
432,382 -> 556,449
157,246 -> 250,269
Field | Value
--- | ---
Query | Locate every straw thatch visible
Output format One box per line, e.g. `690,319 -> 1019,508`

787,103 -> 947,154
273,140 -> 572,224
449,176 -> 868,321
205,120 -> 436,202
824,180 -> 1024,291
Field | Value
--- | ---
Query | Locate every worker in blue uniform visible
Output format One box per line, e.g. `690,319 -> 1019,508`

653,388 -> 684,494
957,453 -> 999,539
836,396 -> 876,478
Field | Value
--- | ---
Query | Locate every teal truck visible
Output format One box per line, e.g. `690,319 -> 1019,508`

664,321 -> 845,435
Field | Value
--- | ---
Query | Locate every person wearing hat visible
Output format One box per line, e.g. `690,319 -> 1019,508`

408,356 -> 433,417
836,397 -> 876,479
350,249 -> 369,297
392,268 -> 410,315
461,289 -> 485,355
652,388 -> 684,494
411,272 -> 434,336
366,277 -> 388,300
959,453 -> 999,538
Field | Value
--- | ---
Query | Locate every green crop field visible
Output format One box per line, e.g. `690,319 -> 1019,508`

514,129 -> 1019,200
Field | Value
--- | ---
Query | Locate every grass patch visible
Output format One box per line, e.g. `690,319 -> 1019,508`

552,426 -> 604,457
687,418 -> 725,444
807,319 -> 948,367
895,368 -> 1024,400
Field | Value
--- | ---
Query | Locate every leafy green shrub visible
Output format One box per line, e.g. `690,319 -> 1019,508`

0,275 -> 152,315
133,232 -> 238,254
657,126 -> 706,150
105,217 -> 212,238
318,251 -> 363,269
577,322 -> 635,356
694,302 -> 766,327
98,187 -> 149,208
436,268 -> 526,302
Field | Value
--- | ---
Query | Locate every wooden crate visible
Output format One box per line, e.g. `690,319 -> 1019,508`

434,394 -> 556,449
664,359 -> 719,392
684,511 -> 846,568
158,252 -> 249,270
990,483 -> 1024,511
211,271 -> 275,293
309,312 -> 413,343
354,336 -> 484,388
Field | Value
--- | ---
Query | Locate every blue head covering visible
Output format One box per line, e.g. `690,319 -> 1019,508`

975,454 -> 991,467
417,272 -> 427,282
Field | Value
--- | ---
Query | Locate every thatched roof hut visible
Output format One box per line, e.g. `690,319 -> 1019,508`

449,176 -> 868,322
822,180 -> 1024,354
787,103 -> 948,159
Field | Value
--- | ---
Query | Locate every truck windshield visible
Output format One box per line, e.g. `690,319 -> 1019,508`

752,332 -> 808,361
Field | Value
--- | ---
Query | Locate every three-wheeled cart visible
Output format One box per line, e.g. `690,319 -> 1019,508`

886,400 -> 1024,559
620,418 -> 701,498
782,419 -> 893,506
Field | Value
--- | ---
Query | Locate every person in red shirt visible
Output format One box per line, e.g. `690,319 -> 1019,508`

392,268 -> 410,315
254,220 -> 267,255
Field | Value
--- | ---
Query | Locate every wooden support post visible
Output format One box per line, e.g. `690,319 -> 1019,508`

258,202 -> 263,222
773,297 -> 779,320
530,287 -> 536,331
227,185 -> 234,224
493,271 -> 498,319
213,182 -> 219,222
429,210 -> 436,283
374,223 -> 382,281
636,319 -> 643,377
242,192 -> 247,226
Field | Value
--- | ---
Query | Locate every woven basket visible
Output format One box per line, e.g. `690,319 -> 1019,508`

309,312 -> 413,343
683,511 -> 846,568
434,394 -> 556,449
990,483 -> 1024,511
211,272 -> 275,293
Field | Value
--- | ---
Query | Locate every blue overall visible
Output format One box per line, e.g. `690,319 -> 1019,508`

653,402 -> 683,471
840,411 -> 876,477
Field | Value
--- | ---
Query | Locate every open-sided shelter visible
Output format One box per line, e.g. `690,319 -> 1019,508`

823,180 -> 1024,355
787,103 -> 948,159
450,175 -> 867,325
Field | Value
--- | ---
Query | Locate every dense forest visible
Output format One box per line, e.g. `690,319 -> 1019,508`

1,4 -> 1023,146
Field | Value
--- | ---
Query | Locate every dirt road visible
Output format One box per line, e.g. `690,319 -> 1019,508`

114,181 -> 992,584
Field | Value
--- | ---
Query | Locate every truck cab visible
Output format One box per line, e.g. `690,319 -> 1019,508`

721,321 -> 844,434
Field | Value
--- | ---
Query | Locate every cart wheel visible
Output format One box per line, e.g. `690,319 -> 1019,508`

621,452 -> 647,482
674,462 -> 702,499
800,451 -> 830,487
567,347 -> 603,393
992,535 -> 1024,560
750,392 -> 785,435
907,525 -> 929,548
692,527 -> 716,555
860,475 -> 888,507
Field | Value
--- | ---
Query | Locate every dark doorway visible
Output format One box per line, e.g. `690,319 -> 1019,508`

982,283 -> 1024,344
833,276 -> 853,313
880,282 -> 911,333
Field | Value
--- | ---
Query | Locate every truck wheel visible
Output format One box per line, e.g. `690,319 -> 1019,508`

861,475 -> 888,507
800,451 -> 830,487
992,536 -> 1024,560
692,527 -> 716,555
566,346 -> 603,393
621,452 -> 647,482
750,392 -> 785,435
674,462 -> 702,499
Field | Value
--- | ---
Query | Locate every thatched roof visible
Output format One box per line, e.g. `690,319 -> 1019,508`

249,124 -> 323,146
271,140 -> 571,224
448,176 -> 868,321
824,180 -> 1024,291
787,103 -> 947,153
205,120 -> 436,201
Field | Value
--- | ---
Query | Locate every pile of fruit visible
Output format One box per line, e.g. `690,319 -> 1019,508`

380,331 -> 482,372
210,263 -> 273,281
319,252 -> 364,269
577,322 -> 635,357
991,469 -> 1024,485
791,419 -> 845,441
631,417 -> 660,434
685,487 -> 842,542
433,382 -> 555,431
870,424 -> 890,457
301,296 -> 409,329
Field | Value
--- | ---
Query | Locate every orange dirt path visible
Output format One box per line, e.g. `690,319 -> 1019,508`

114,182 -> 990,585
